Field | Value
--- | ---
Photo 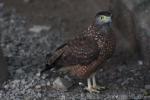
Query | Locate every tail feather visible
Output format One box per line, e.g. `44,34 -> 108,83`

40,64 -> 54,73
46,49 -> 64,65
41,49 -> 64,73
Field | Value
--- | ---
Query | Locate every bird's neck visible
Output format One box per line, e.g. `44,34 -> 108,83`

100,24 -> 111,33
87,22 -> 112,36
96,23 -> 112,33
85,22 -> 113,38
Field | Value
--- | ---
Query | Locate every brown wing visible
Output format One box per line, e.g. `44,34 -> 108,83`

55,36 -> 100,66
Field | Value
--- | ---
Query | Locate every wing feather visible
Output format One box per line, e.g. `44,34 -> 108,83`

56,36 -> 99,66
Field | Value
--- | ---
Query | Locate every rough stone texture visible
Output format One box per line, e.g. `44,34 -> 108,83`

0,2 -> 8,86
0,8 -> 143,100
111,0 -> 138,61
3,0 -> 140,63
0,48 -> 8,85
118,0 -> 150,66
53,77 -> 73,91
0,0 -> 149,99
119,0 -> 150,85
134,1 -> 150,66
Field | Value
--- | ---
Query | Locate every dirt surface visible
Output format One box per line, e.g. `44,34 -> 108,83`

0,0 -> 149,99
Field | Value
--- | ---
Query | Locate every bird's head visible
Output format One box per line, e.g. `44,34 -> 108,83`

95,11 -> 112,26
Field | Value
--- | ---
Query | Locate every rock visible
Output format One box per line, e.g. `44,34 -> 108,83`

21,79 -> 26,85
0,46 -> 8,86
16,68 -> 24,74
121,78 -> 133,86
41,74 -> 47,79
134,4 -> 150,66
46,81 -> 50,86
53,77 -> 73,91
132,94 -> 143,100
4,84 -> 9,89
108,1 -> 150,89
36,72 -> 41,77
145,85 -> 150,90
35,85 -> 41,89
78,82 -> 85,87
117,94 -> 128,100
111,0 -> 138,61
118,0 -> 150,65
60,95 -> 66,100
144,96 -> 150,100
29,25 -> 51,33
37,92 -> 42,98
138,60 -> 143,65
0,92 -> 2,98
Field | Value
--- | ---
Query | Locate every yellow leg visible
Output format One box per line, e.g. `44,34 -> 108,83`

92,73 -> 105,90
88,78 -> 92,89
84,78 -> 100,93
92,73 -> 97,87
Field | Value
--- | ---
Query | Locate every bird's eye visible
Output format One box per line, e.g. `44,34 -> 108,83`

100,16 -> 104,19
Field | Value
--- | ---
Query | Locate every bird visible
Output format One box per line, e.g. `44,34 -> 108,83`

41,11 -> 116,93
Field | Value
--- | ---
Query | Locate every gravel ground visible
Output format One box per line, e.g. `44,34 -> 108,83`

0,2 -> 149,100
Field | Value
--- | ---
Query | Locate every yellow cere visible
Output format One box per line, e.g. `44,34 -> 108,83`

99,15 -> 111,23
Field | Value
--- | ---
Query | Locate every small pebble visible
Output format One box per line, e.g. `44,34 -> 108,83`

35,85 -> 41,89
21,79 -> 26,84
16,68 -> 24,74
53,77 -> 73,91
47,81 -> 51,86
41,74 -> 47,79
36,72 -> 41,77
37,92 -> 42,98
4,84 -> 9,89
138,60 -> 143,65
0,93 -> 2,98
79,82 -> 84,87
29,25 -> 51,33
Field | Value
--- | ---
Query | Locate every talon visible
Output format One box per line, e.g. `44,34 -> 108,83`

84,78 -> 101,93
93,85 -> 106,91
84,87 -> 100,93
84,74 -> 106,93
92,73 -> 106,91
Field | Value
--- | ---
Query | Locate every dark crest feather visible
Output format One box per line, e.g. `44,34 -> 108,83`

96,11 -> 112,17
